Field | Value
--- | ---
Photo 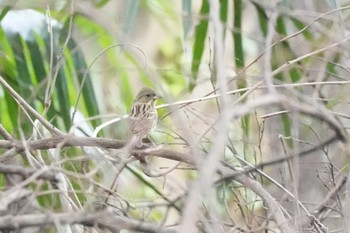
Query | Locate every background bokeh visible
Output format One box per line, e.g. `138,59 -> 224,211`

1,0 -> 350,232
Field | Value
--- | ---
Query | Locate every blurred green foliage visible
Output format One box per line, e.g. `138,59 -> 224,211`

0,9 -> 100,134
0,1 -> 345,229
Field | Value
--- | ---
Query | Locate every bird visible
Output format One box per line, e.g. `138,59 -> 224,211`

129,87 -> 161,148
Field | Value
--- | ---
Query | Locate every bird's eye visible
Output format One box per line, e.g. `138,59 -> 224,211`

146,94 -> 151,97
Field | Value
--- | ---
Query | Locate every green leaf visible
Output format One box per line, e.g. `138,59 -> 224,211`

233,0 -> 248,135
92,0 -> 111,8
28,35 -> 48,85
220,0 -> 228,23
0,5 -> 11,21
276,16 -> 287,35
253,3 -> 268,37
0,26 -> 16,79
55,67 -> 71,130
3,86 -> 18,131
290,18 -> 313,41
7,33 -> 32,98
233,0 -> 244,69
191,0 -> 209,90
68,39 -> 100,127
123,0 -> 140,36
182,0 -> 192,39
326,53 -> 340,80
276,16 -> 301,82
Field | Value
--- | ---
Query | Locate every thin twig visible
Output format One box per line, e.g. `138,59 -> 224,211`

0,75 -> 63,136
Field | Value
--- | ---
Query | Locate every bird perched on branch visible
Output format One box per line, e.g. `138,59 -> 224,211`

129,87 -> 161,148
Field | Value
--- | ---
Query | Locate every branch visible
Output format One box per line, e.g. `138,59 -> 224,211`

216,135 -> 339,182
0,75 -> 63,136
0,136 -> 125,151
0,211 -> 174,233
0,125 -> 342,233
0,164 -> 58,182
0,136 -> 194,164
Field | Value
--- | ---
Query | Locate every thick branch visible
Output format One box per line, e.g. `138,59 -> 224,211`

0,136 -> 125,151
0,211 -> 174,233
0,136 -> 193,164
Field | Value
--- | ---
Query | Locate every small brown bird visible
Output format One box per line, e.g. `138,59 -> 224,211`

129,87 -> 161,148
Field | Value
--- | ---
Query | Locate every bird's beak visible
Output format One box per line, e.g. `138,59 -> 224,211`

154,95 -> 161,99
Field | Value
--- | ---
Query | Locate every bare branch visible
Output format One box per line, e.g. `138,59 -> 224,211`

0,211 -> 175,233
0,164 -> 58,182
0,75 -> 63,136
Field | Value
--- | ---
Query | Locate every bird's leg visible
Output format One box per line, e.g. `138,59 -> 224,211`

143,135 -> 156,147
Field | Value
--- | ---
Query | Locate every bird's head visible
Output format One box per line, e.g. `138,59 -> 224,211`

135,87 -> 161,105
